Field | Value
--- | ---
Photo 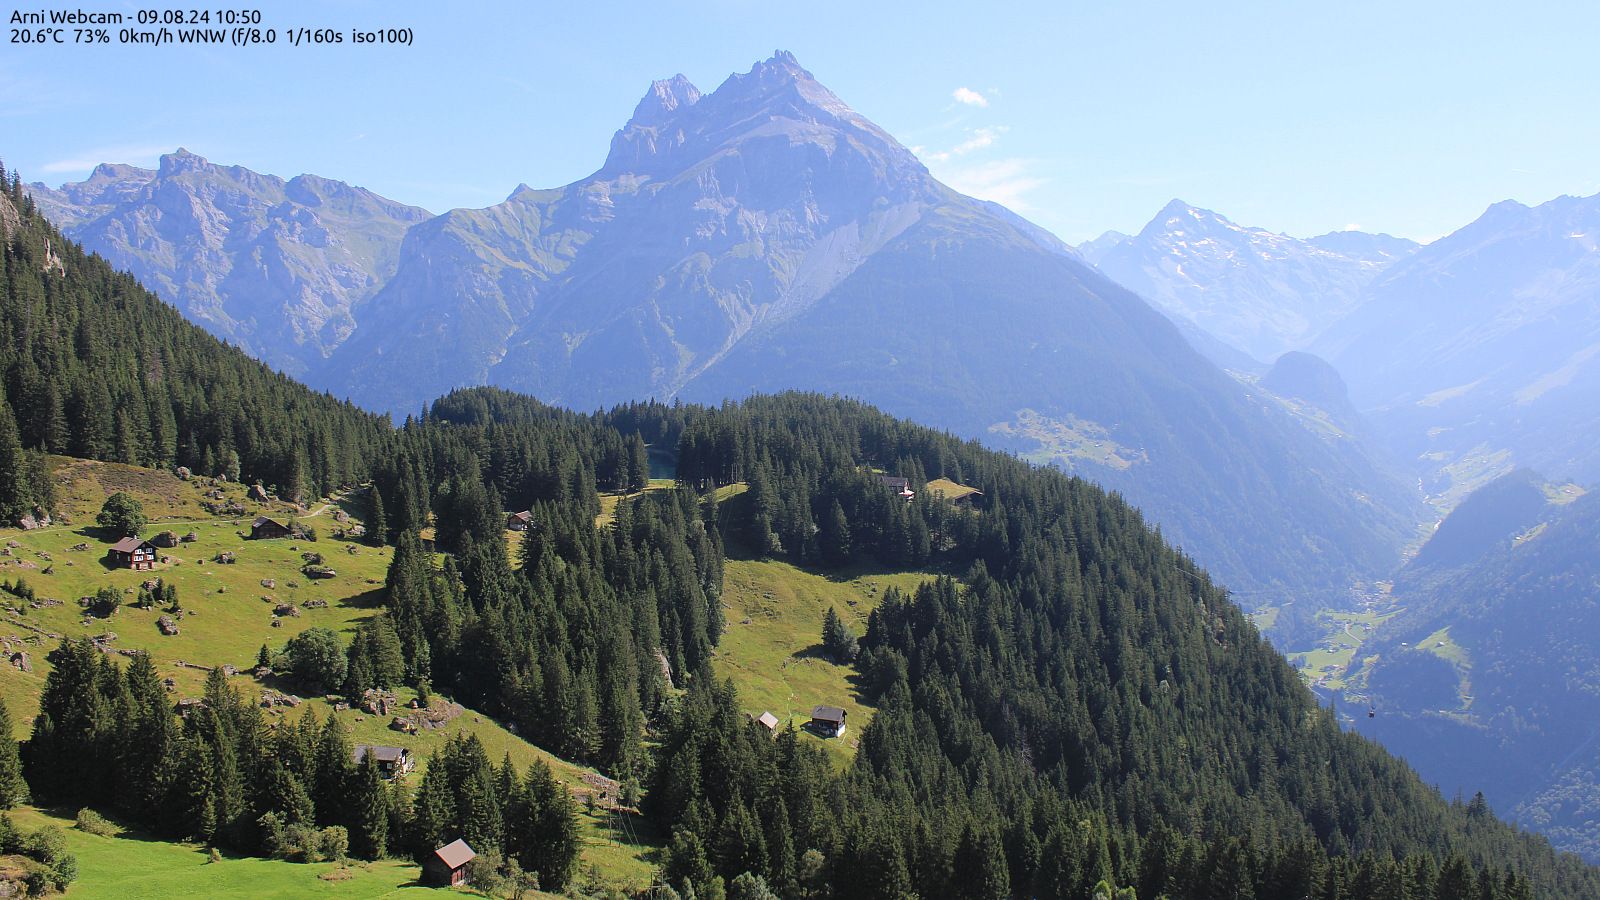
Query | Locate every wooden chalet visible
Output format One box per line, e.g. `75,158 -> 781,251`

810,705 -> 847,738
757,711 -> 780,732
107,537 -> 159,571
425,838 -> 477,886
876,474 -> 915,501
506,510 -> 533,531
251,516 -> 292,540
352,744 -> 415,778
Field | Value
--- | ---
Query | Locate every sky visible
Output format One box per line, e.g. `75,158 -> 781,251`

4,0 -> 1598,243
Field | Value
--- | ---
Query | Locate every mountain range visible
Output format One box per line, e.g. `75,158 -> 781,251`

29,52 -> 1423,605
29,153 -> 430,379
1313,192 -> 1600,506
1078,201 -> 1418,365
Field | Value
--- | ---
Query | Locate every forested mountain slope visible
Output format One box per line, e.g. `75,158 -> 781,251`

0,169 -> 391,521
3,165 -> 1595,897
1359,479 -> 1600,860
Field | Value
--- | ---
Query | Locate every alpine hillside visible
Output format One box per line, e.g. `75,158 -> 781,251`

1354,474 -> 1600,860
5,164 -> 1600,898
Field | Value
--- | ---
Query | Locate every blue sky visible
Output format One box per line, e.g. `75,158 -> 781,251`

5,0 -> 1597,242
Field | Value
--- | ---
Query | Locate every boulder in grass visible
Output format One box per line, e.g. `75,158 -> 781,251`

181,532 -> 199,543
157,615 -> 180,636
152,531 -> 180,548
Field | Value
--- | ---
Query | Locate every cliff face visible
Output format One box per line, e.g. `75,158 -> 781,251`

31,151 -> 431,377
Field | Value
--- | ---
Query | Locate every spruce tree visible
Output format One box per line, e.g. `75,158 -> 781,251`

349,753 -> 390,859
368,487 -> 388,546
0,698 -> 28,808
0,389 -> 31,523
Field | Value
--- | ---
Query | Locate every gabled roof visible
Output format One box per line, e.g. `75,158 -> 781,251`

810,705 -> 846,723
110,537 -> 150,553
353,744 -> 410,764
253,516 -> 286,529
757,711 -> 780,729
433,838 -> 476,869
508,510 -> 532,522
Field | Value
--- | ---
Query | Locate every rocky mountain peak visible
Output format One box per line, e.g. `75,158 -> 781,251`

158,148 -> 211,177
601,51 -> 922,183
627,74 -> 701,127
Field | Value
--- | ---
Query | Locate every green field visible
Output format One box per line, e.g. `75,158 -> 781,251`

1287,608 -> 1397,692
595,479 -> 675,528
8,807 -> 435,899
0,461 -> 390,730
988,409 -> 1146,471
0,458 -> 662,894
714,558 -> 940,766
923,478 -> 979,502
0,462 -> 967,894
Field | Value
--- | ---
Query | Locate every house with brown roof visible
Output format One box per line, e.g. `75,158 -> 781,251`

251,516 -> 292,540
107,537 -> 159,571
425,838 -> 477,886
810,705 -> 847,738
506,510 -> 533,531
352,744 -> 415,779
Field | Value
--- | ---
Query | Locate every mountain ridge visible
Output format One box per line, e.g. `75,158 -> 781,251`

1083,199 -> 1419,363
26,52 -> 1424,603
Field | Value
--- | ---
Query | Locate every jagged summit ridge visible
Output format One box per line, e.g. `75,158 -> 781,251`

601,51 -> 920,179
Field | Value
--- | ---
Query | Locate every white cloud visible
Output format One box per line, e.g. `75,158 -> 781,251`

40,143 -> 179,175
936,158 -> 1048,211
921,126 -> 1007,163
1342,222 -> 1363,232
952,86 -> 989,108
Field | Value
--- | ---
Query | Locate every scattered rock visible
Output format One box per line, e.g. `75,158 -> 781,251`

152,531 -> 180,548
260,689 -> 301,708
303,599 -> 328,609
213,552 -> 236,564
181,532 -> 199,543
272,604 -> 300,618
248,484 -> 272,503
10,651 -> 30,672
260,578 -> 276,589
156,615 -> 179,636
175,466 -> 192,480
361,688 -> 398,716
